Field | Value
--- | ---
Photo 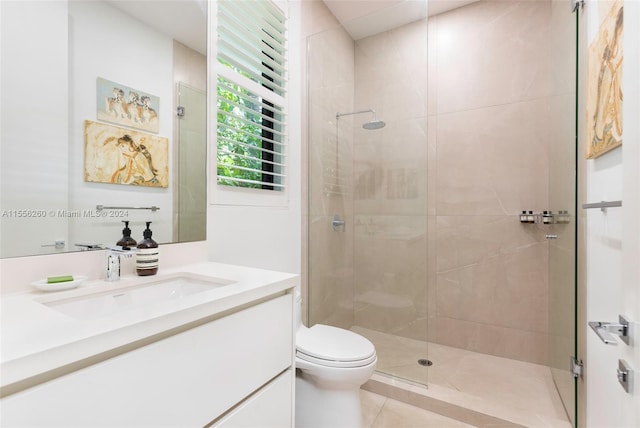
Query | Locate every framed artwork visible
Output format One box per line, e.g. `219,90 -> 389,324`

586,0 -> 623,159
84,120 -> 168,188
96,77 -> 160,133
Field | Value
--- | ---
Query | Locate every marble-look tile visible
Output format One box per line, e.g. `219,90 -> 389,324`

358,331 -> 571,427
354,117 -> 428,216
427,215 -> 437,325
436,215 -> 548,274
547,218 -> 575,414
427,117 -> 437,216
547,222 -> 575,346
436,98 -> 550,216
364,376 -> 528,428
433,214 -> 549,362
355,19 -> 428,123
549,0 -> 577,96
429,317 -> 549,365
369,374 -> 571,428
361,389 -> 387,428
434,0 -> 552,114
353,18 -> 429,220
353,215 -> 428,335
352,326 -> 429,386
304,0 -> 343,39
372,395 -> 477,428
307,25 -> 354,91
307,24 -> 355,220
436,246 -> 549,333
434,351 -> 562,419
427,15 -> 438,116
393,316 -> 430,344
548,93 -> 577,211
307,214 -> 354,328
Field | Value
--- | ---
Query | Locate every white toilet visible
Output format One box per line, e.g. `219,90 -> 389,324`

294,291 -> 377,428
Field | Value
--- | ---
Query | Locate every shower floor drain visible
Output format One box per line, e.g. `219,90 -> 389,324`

417,359 -> 433,367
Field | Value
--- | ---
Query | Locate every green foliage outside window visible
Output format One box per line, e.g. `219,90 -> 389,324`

217,76 -> 264,188
216,68 -> 280,190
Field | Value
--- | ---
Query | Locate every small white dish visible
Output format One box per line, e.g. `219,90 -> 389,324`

31,275 -> 88,292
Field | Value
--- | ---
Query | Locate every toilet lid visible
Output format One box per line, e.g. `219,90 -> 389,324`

296,324 -> 376,364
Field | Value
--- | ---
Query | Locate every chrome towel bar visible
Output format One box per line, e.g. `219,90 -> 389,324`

581,200 -> 622,212
96,205 -> 160,212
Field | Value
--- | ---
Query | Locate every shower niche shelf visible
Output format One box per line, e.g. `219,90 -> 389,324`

519,210 -> 571,225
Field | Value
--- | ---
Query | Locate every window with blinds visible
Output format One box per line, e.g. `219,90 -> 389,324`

216,0 -> 287,192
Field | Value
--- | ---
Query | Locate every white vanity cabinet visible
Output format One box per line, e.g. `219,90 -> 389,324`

1,292 -> 294,427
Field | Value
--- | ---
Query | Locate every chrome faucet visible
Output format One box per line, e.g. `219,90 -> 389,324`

106,246 -> 136,282
75,243 -> 104,251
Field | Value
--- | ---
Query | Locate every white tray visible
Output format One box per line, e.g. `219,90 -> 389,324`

31,275 -> 88,292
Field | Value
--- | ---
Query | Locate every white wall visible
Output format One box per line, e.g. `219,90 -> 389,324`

619,0 -> 640,424
68,1 -> 174,247
584,0 -> 640,426
206,1 -> 302,275
584,150 -> 623,428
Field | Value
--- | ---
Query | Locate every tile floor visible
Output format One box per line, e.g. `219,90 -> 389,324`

362,390 -> 477,428
354,327 -> 572,428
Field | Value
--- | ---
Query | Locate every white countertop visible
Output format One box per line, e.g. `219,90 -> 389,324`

0,262 -> 298,392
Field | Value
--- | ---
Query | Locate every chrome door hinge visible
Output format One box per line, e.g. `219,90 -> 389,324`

571,356 -> 584,379
572,0 -> 585,13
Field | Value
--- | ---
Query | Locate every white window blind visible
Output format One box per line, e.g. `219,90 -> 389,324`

216,0 -> 287,192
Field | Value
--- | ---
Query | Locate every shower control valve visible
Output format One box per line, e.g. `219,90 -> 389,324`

332,215 -> 346,232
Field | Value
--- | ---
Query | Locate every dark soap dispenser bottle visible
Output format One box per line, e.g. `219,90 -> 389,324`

117,221 -> 137,249
136,221 -> 159,276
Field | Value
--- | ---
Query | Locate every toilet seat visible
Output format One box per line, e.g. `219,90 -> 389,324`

296,324 -> 376,368
297,350 -> 377,368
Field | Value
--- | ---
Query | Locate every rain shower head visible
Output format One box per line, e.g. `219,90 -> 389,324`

336,109 -> 386,130
363,118 -> 386,130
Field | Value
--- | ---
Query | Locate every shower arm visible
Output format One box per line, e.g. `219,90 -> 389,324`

336,109 -> 375,119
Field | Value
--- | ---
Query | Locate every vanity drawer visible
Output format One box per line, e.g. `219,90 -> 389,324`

213,369 -> 293,428
1,293 -> 293,427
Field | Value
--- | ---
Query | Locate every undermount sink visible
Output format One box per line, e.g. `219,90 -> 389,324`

42,274 -> 234,320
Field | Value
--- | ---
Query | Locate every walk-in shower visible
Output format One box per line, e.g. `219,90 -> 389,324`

306,0 -> 577,425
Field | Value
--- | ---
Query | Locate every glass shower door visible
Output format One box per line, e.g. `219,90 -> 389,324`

176,83 -> 207,242
547,1 -> 578,424
306,23 -> 430,387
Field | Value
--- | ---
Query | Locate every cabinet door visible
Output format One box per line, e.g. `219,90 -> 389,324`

214,370 -> 293,428
1,294 -> 293,427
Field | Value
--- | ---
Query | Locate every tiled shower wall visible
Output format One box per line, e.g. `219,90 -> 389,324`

428,1 -> 557,365
353,1 -> 558,365
307,0 -> 569,366
352,19 -> 430,341
306,1 -> 356,330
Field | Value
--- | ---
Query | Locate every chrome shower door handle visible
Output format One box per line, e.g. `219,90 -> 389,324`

332,215 -> 346,232
588,315 -> 631,345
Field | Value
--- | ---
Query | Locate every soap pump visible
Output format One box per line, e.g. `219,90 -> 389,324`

136,221 -> 159,276
116,221 -> 137,248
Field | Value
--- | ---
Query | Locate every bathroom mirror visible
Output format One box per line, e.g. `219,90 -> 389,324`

0,0 -> 208,258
